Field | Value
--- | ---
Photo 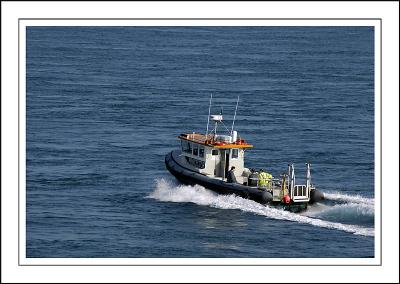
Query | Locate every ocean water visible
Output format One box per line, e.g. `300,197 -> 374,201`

26,26 -> 375,258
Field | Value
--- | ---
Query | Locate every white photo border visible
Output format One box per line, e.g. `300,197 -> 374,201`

18,18 -> 381,266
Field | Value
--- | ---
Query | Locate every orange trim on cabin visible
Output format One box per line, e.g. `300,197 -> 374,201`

213,144 -> 253,149
178,133 -> 253,149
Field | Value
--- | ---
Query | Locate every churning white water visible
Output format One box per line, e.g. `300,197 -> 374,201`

149,178 -> 374,237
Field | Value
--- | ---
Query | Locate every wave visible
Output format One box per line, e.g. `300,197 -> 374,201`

323,191 -> 374,205
304,191 -> 375,225
304,202 -> 374,226
149,179 -> 374,237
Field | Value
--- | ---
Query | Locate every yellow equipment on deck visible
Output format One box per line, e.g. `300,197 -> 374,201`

258,171 -> 273,188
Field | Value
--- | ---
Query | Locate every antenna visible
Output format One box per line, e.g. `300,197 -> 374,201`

230,96 -> 240,136
306,163 -> 311,188
205,93 -> 212,139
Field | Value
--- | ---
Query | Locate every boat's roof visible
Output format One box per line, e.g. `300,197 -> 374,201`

178,133 -> 253,149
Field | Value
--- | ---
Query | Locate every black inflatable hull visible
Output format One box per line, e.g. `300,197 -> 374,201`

165,151 -> 324,209
310,187 -> 325,204
165,151 -> 273,204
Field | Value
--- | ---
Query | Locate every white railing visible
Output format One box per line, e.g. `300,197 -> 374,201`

292,185 -> 310,202
288,164 -> 312,203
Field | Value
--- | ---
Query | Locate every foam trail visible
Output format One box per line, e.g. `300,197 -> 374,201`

324,191 -> 374,205
313,191 -> 375,225
149,179 -> 374,237
303,202 -> 374,226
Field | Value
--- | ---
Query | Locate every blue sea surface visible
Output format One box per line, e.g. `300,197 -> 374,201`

26,27 -> 375,258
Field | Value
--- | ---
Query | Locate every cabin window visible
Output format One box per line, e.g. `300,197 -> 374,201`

185,156 -> 205,169
193,145 -> 199,156
212,149 -> 219,156
187,142 -> 192,154
199,147 -> 204,158
182,141 -> 191,153
231,149 -> 239,159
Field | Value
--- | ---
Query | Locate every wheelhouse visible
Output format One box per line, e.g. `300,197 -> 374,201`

178,132 -> 253,183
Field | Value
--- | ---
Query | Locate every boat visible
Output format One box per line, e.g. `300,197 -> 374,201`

164,96 -> 324,212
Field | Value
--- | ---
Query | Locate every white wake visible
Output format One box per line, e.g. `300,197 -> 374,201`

149,178 -> 374,237
323,191 -> 374,206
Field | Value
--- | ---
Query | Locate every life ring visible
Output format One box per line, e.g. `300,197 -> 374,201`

214,141 -> 225,146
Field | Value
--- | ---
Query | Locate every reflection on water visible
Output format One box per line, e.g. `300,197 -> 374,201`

196,212 -> 249,230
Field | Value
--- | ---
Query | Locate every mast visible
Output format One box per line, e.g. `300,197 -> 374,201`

306,163 -> 311,188
230,96 -> 240,136
205,93 -> 212,139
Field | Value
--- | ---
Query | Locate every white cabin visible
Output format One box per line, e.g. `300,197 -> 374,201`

178,132 -> 253,184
